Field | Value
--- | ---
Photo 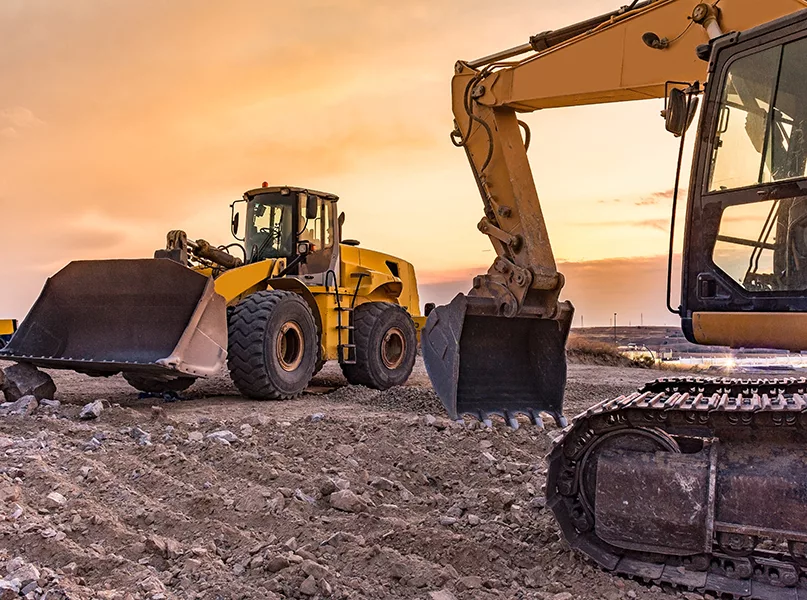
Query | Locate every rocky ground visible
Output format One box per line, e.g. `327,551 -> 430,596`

0,358 -> 769,600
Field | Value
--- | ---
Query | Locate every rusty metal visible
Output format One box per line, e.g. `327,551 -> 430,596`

545,376 -> 807,599
0,259 -> 227,378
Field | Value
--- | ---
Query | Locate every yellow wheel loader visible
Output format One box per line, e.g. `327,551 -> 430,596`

421,1 -> 807,596
1,185 -> 425,397
0,319 -> 16,349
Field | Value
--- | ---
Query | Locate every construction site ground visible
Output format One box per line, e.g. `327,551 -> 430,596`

0,357 -> 782,600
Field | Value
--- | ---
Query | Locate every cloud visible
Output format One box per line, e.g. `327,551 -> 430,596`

0,107 -> 44,129
578,218 -> 668,232
634,188 -> 686,206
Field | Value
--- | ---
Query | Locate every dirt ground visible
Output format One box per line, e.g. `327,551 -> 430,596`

0,358 -> 748,600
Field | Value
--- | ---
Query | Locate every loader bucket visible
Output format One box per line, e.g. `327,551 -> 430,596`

0,259 -> 227,378
422,294 -> 572,427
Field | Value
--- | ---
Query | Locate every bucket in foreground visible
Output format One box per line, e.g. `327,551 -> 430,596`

0,259 -> 227,378
422,294 -> 571,427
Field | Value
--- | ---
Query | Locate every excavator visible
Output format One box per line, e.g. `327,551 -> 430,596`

421,1 -> 807,597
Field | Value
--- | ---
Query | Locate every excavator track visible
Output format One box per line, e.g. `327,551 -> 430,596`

547,377 -> 807,600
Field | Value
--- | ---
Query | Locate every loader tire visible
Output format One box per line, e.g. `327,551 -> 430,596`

227,290 -> 318,400
341,302 -> 416,390
123,373 -> 196,394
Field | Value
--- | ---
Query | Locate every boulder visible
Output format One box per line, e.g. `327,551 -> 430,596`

1,364 -> 55,402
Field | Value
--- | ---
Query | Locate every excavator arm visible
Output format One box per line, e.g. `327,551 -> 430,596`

422,0 -> 807,425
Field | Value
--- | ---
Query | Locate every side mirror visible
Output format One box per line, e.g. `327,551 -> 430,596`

230,199 -> 247,241
231,212 -> 240,237
306,194 -> 319,220
664,88 -> 698,137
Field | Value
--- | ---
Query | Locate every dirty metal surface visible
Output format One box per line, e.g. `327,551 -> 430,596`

547,377 -> 807,600
422,293 -> 569,428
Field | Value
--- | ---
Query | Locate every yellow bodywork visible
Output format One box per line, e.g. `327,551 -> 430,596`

201,243 -> 424,363
0,319 -> 16,337
691,312 -> 807,352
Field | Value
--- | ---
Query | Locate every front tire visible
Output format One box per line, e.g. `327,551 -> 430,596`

227,290 -> 318,400
341,302 -> 417,390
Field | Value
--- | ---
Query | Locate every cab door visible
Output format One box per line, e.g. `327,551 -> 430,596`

681,11 -> 807,350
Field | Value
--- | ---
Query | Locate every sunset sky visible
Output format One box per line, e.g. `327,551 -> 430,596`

1,0 -> 704,326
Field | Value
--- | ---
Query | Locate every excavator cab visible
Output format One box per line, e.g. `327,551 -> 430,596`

681,17 -> 807,351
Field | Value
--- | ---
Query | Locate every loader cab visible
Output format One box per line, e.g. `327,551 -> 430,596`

238,186 -> 340,286
681,11 -> 807,350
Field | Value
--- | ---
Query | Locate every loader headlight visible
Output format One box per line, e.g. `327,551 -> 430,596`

297,241 -> 312,255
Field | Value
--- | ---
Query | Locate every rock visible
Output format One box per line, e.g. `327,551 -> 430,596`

439,516 -> 457,526
329,489 -> 368,513
7,562 -> 40,586
128,426 -> 151,446
429,591 -> 458,600
457,575 -> 483,591
3,395 -> 38,416
206,430 -> 238,444
264,556 -> 290,573
1,364 -> 56,402
79,400 -> 104,420
239,423 -> 254,437
187,431 -> 204,442
301,559 -> 329,579
145,535 -> 182,559
486,488 -> 516,510
552,593 -> 573,600
282,537 -> 298,551
45,491 -> 67,509
318,578 -> 333,596
295,488 -> 316,504
422,414 -> 437,426
299,575 -> 319,596
39,399 -> 60,409
335,444 -> 354,456
467,514 -> 481,525
308,413 -> 325,423
0,580 -> 20,599
370,477 -> 395,491
183,557 -> 202,572
138,575 -> 165,594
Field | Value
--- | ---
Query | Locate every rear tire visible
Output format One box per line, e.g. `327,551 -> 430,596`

227,290 -> 318,400
123,373 -> 196,394
341,302 -> 417,390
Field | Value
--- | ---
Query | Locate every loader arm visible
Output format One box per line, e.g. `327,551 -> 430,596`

423,0 -> 807,424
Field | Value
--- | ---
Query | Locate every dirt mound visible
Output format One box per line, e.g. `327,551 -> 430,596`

566,334 -> 649,368
325,385 -> 443,414
0,359 -> 693,599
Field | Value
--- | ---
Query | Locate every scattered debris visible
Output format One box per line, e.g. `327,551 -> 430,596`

79,399 -> 104,420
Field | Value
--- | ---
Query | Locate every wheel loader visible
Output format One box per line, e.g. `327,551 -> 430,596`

0,319 -> 16,349
421,1 -> 807,597
1,185 -> 425,397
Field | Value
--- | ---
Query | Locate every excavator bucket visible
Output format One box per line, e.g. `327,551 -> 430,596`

0,259 -> 227,379
422,294 -> 572,427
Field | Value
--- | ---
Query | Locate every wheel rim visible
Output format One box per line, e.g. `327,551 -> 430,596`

276,321 -> 304,372
381,327 -> 406,369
